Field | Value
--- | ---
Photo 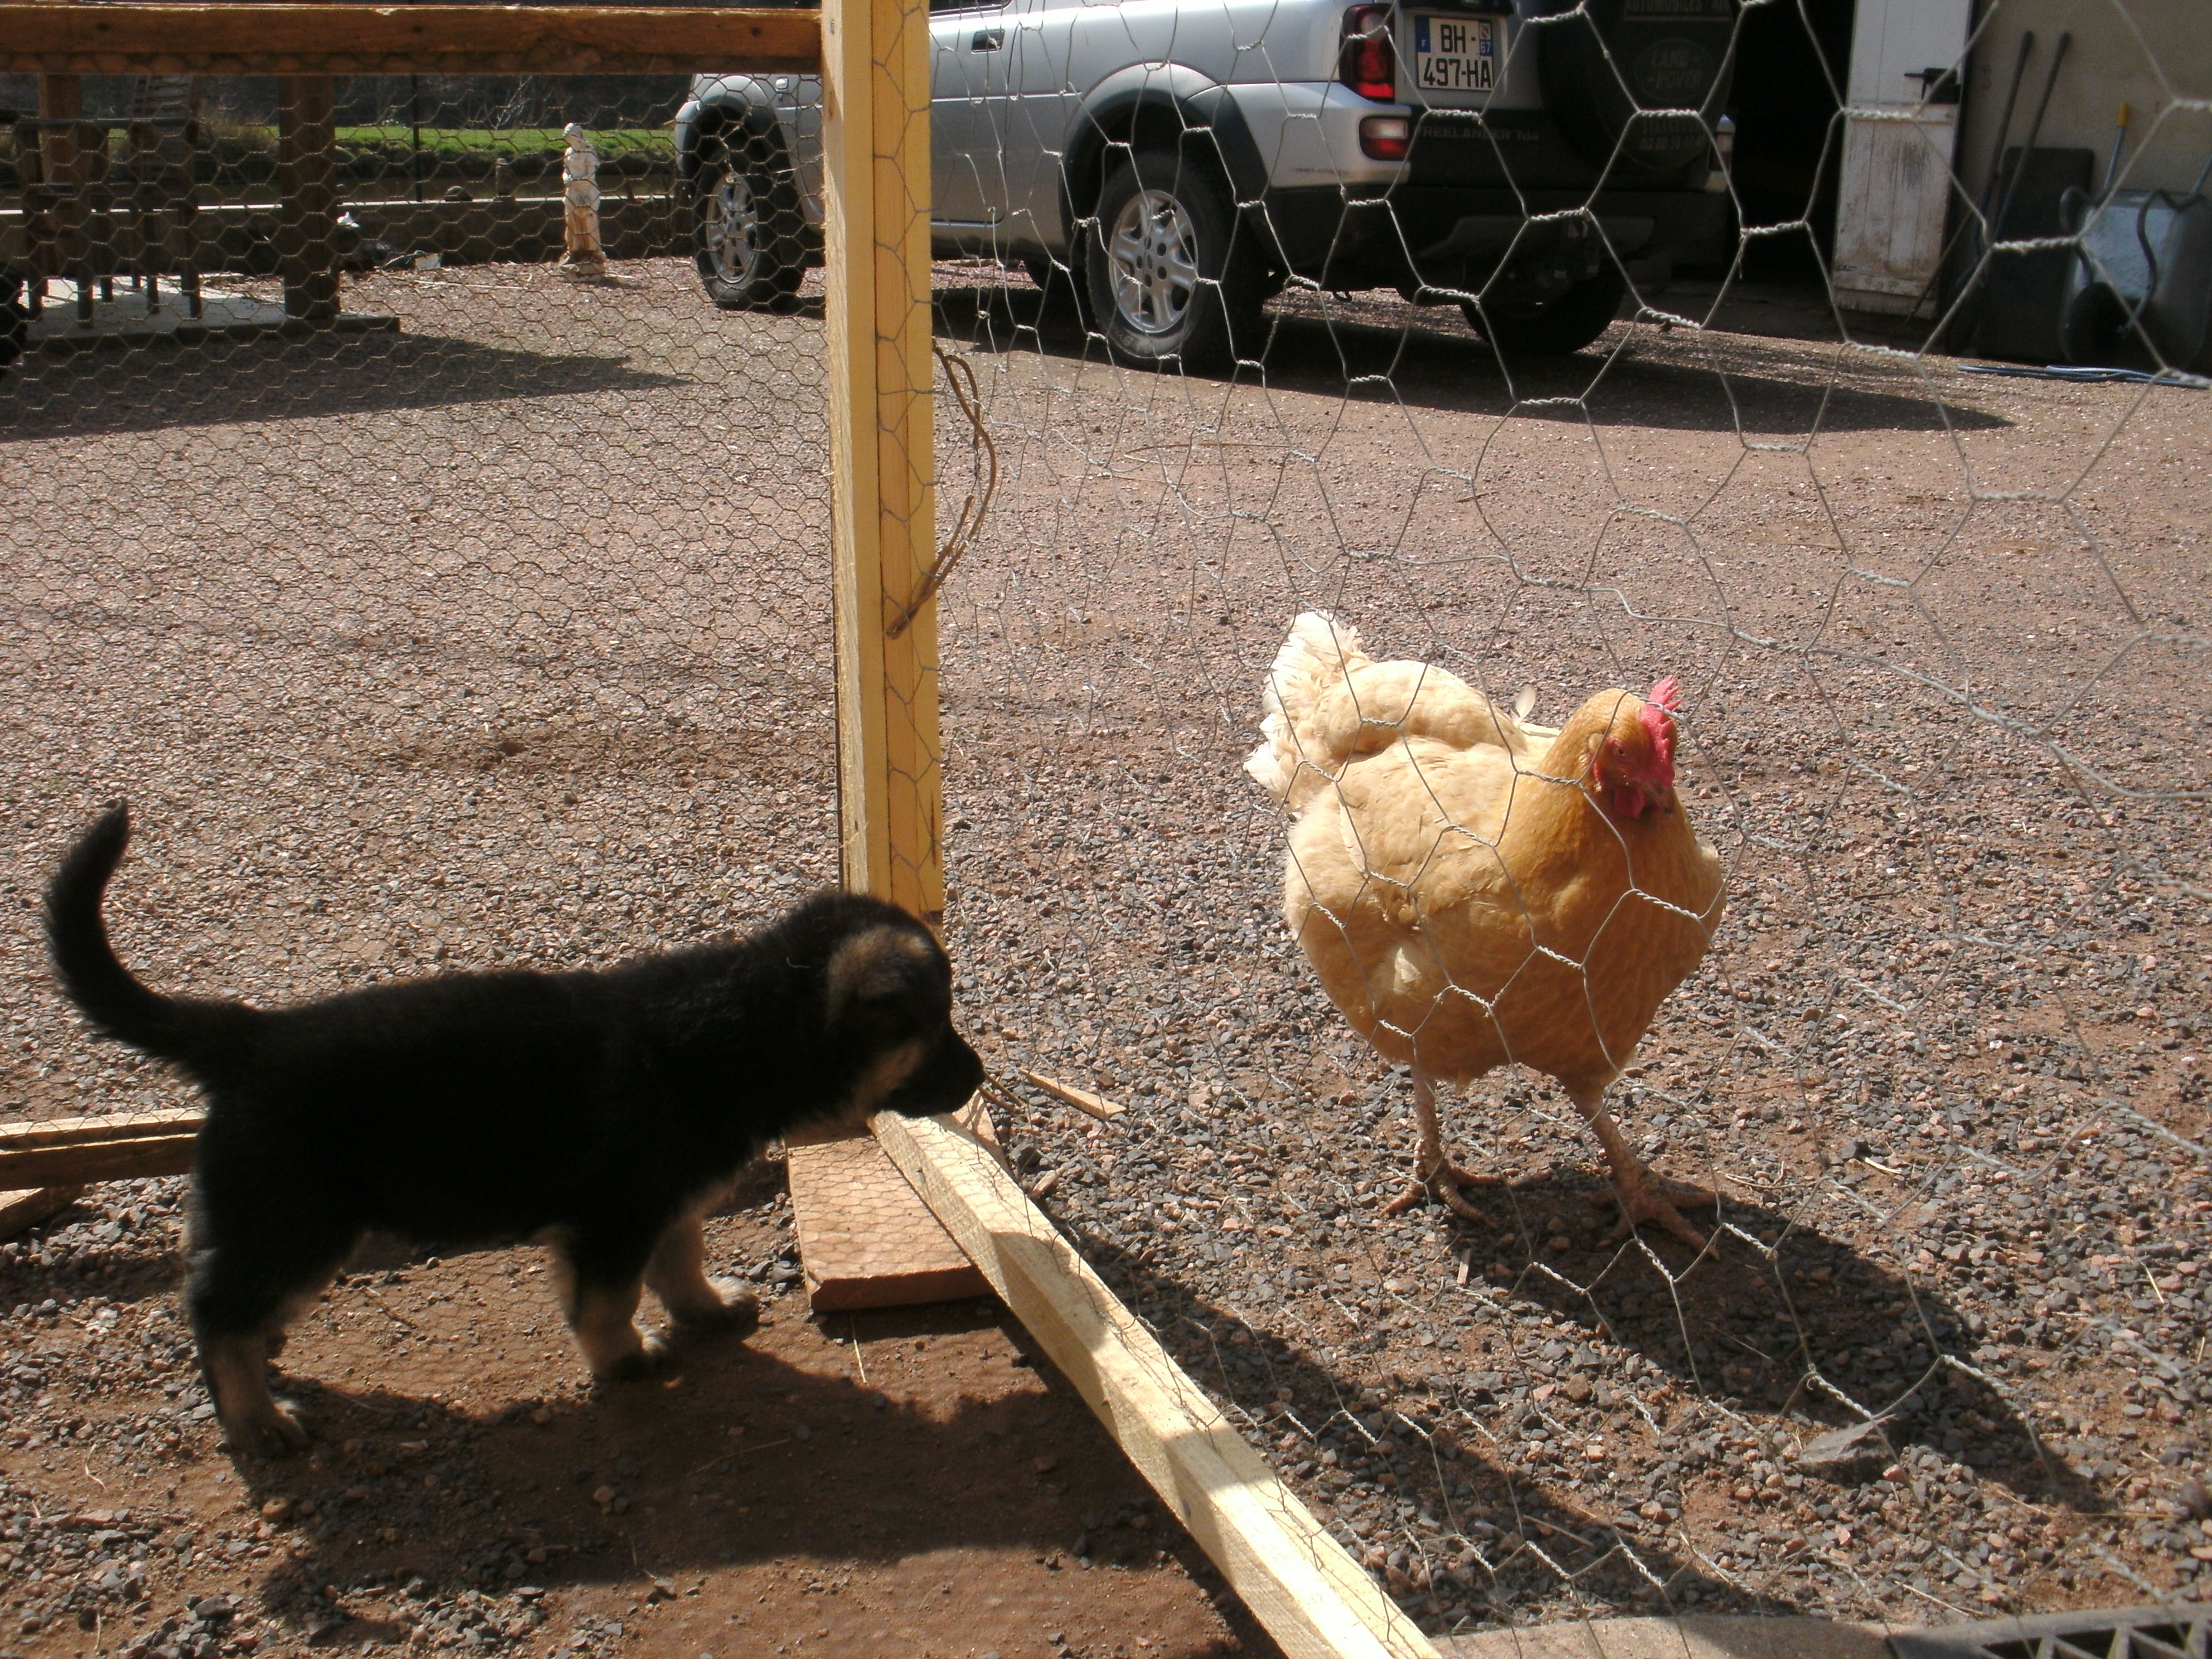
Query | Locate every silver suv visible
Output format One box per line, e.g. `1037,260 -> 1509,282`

675,0 -> 1733,366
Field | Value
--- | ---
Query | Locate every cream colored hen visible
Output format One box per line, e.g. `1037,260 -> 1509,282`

1247,613 -> 1726,1245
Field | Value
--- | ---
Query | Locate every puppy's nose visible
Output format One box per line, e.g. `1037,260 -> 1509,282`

895,1030 -> 985,1115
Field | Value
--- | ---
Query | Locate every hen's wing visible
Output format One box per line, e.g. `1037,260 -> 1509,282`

1283,736 -> 1538,1074
1318,661 -> 1559,769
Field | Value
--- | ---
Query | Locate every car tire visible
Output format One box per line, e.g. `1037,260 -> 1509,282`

1084,148 -> 1262,372
693,132 -> 804,311
1461,265 -> 1627,356
1022,252 -> 1087,320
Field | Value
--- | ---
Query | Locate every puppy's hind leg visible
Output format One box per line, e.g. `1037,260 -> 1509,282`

645,1210 -> 759,1335
201,1331 -> 306,1459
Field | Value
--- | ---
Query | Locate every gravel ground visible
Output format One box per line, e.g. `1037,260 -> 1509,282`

2,258 -> 2208,1653
931,271 -> 2211,1635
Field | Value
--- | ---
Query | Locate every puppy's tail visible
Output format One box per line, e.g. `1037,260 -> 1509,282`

46,804 -> 254,1069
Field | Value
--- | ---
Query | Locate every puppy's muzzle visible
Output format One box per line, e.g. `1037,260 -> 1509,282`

882,1028 -> 985,1118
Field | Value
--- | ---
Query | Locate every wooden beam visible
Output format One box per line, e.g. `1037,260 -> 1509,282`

823,0 -> 941,925
0,5 -> 821,76
0,1108 -> 202,1190
275,76 -> 338,321
0,1187 -> 83,1240
873,1108 -> 1442,1659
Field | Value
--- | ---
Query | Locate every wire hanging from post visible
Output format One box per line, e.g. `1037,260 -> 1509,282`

887,347 -> 996,641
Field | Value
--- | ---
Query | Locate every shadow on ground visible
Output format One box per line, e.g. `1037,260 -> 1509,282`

0,333 -> 684,442
933,280 -> 2010,436
1059,1178 -> 2099,1627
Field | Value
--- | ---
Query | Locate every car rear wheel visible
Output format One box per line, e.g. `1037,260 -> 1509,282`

1461,266 -> 1628,356
1085,148 -> 1262,371
694,135 -> 803,311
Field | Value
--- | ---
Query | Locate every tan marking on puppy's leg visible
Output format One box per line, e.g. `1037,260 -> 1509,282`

646,1212 -> 758,1332
203,1332 -> 308,1457
564,1277 -> 663,1382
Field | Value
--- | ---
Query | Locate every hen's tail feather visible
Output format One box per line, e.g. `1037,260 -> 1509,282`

46,804 -> 255,1069
1245,611 -> 1371,809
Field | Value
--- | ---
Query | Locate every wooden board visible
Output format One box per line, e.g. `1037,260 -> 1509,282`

0,4 -> 821,76
787,1098 -> 999,1312
0,1108 -> 202,1189
0,1187 -> 83,1240
874,1107 -> 1443,1659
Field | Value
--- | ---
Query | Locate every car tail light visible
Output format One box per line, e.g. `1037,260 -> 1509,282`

1359,115 -> 1411,161
1340,4 -> 1397,103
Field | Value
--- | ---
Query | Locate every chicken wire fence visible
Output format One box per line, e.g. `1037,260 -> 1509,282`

0,3 -> 2208,1657
911,0 -> 2212,1648
1,72 -> 838,1136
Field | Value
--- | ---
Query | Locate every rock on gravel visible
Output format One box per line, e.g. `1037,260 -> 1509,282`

1796,1422 -> 1893,1483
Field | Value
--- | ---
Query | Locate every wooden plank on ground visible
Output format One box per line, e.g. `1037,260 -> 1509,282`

0,5 -> 821,76
787,1097 -> 1000,1312
874,1107 -> 1442,1659
0,1108 -> 202,1189
0,1187 -> 83,1240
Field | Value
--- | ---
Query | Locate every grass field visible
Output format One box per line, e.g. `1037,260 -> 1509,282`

333,125 -> 675,158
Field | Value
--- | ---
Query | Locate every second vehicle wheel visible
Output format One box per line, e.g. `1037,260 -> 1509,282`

1461,266 -> 1628,357
694,137 -> 804,311
1085,148 -> 1263,371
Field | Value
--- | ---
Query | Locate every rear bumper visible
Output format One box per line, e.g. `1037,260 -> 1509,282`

1253,184 -> 1718,285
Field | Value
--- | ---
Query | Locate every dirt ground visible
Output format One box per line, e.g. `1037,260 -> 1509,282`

2,255 -> 2208,1655
0,1163 -> 1258,1659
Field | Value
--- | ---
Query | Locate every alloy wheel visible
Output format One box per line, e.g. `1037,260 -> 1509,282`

1106,187 -> 1201,336
702,170 -> 764,286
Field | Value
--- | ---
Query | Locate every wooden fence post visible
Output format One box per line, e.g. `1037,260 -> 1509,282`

275,74 -> 338,320
822,0 -> 940,923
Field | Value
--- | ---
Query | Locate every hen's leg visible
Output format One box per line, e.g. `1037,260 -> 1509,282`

1380,1068 -> 1502,1222
1569,1090 -> 1715,1250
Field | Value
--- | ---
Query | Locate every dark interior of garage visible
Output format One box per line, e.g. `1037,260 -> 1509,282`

1679,0 -> 1856,283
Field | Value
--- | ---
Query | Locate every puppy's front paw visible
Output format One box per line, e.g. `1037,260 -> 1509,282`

225,1399 -> 310,1459
593,1331 -> 672,1385
671,1279 -> 760,1333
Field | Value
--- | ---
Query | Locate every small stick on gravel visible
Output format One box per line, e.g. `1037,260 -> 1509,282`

1021,1070 -> 1124,1120
363,1289 -> 421,1332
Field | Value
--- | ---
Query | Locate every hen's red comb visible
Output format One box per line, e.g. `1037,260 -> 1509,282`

1648,676 -> 1681,711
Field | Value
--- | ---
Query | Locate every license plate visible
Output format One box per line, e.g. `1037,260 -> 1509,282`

1411,13 -> 1497,95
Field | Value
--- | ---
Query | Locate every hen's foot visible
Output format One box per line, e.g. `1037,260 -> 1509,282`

1600,1167 -> 1716,1250
1381,1161 -> 1506,1221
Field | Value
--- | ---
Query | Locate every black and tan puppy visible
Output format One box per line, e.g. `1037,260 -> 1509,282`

45,804 -> 983,1457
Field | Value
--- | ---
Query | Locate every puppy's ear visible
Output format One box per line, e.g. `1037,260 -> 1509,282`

824,925 -> 944,1042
